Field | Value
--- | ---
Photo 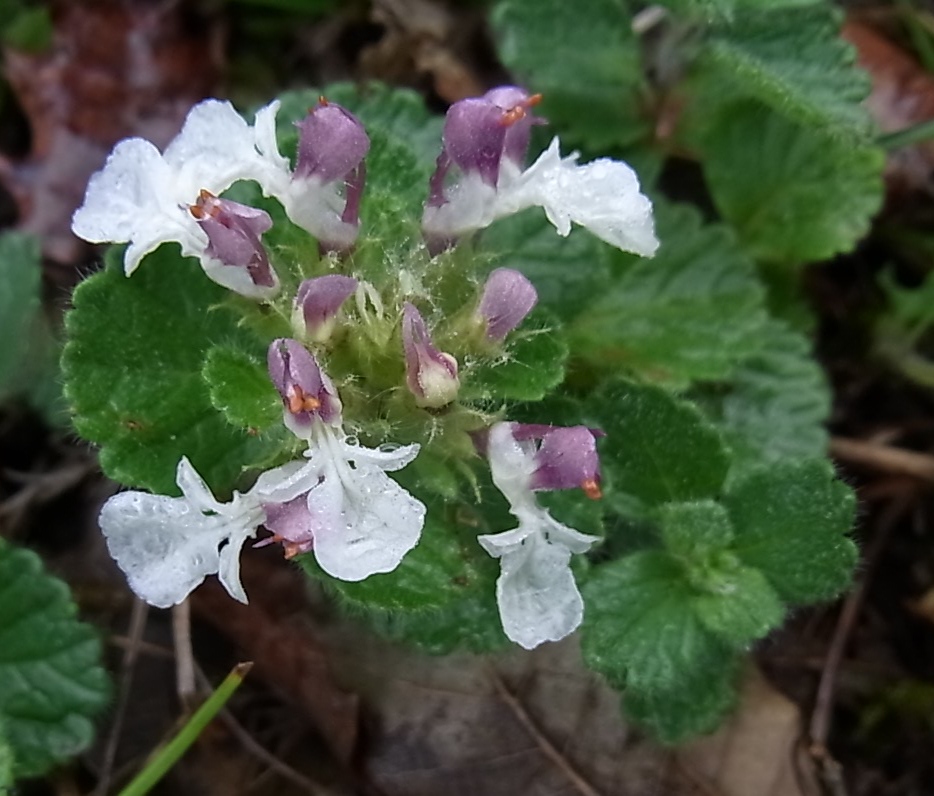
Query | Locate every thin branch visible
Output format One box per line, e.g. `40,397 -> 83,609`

830,436 -> 934,483
489,669 -> 603,796
173,599 -> 196,705
95,598 -> 149,796
808,497 -> 909,789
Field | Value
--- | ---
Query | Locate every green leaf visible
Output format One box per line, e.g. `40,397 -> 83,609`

480,213 -> 609,321
0,540 -> 109,778
492,0 -> 649,150
581,547 -> 768,741
694,4 -> 872,138
725,459 -> 857,604
696,101 -> 884,264
622,655 -> 741,744
0,722 -> 12,792
571,201 -> 768,385
587,380 -> 730,510
461,310 -> 568,402
695,320 -> 830,478
658,501 -> 784,646
0,232 -> 41,395
63,246 -> 276,496
203,345 -> 281,431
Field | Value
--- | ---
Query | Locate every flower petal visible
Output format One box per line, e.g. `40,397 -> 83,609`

176,456 -> 225,513
309,464 -> 425,581
341,440 -> 421,472
99,491 -> 224,609
492,530 -> 586,649
217,528 -> 252,604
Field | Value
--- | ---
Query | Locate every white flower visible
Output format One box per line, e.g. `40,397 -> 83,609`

99,456 -> 310,608
263,337 -> 426,580
423,136 -> 658,257
71,99 -> 287,297
478,422 -> 600,649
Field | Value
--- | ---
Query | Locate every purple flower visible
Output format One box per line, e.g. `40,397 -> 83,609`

293,274 -> 359,342
402,302 -> 460,408
267,338 -> 343,437
258,494 -> 316,559
190,190 -> 279,298
289,98 -> 370,252
477,268 -> 538,340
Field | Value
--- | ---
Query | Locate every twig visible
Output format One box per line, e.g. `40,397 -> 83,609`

95,598 -> 149,796
489,669 -> 603,796
808,496 -> 909,788
173,599 -> 196,705
830,437 -> 934,483
0,459 -> 96,535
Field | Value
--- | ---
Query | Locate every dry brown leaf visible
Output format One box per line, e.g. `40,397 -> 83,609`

843,19 -> 934,193
2,0 -> 221,264
192,555 -> 360,766
678,666 -> 818,796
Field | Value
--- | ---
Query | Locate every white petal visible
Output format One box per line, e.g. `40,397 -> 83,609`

486,422 -> 537,512
217,528 -> 252,604
253,100 -> 291,175
422,173 -> 498,239
250,458 -> 320,504
494,530 -> 585,649
278,180 -> 357,247
340,439 -> 421,472
200,254 -> 281,300
176,457 -> 224,514
310,463 -> 425,581
99,491 -> 224,609
514,137 -> 658,256
164,100 -> 261,193
71,138 -> 203,275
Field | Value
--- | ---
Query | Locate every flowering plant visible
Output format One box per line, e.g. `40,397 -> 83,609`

62,75 -> 860,742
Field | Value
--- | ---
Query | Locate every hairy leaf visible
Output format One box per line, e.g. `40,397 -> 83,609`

572,202 -> 768,384
0,540 -> 109,778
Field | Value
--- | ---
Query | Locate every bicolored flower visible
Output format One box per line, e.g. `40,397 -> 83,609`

292,274 -> 359,342
478,422 -> 602,649
477,267 -> 538,341
265,338 -> 426,580
72,99 -> 286,297
98,456 -> 313,608
260,98 -> 370,252
401,302 -> 460,408
422,86 -> 657,257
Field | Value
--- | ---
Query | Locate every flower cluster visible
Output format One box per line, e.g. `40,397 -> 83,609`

76,86 -> 657,648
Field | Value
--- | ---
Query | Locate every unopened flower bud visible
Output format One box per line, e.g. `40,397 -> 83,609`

292,274 -> 358,342
402,302 -> 460,408
189,190 -> 279,298
477,268 -> 538,340
267,338 -> 342,437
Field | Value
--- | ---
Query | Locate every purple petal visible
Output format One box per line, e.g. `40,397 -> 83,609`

294,100 -> 370,184
482,86 -> 545,166
530,426 -> 601,495
478,268 -> 538,340
267,338 -> 342,431
442,98 -> 508,186
192,191 -> 276,288
294,274 -> 358,341
402,302 -> 459,408
261,494 -> 315,558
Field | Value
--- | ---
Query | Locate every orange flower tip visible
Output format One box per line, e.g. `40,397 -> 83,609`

501,106 -> 527,127
318,95 -> 329,106
283,542 -> 302,559
526,93 -> 543,107
581,479 -> 602,500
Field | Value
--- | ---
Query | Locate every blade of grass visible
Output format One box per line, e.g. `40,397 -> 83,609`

116,661 -> 253,796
